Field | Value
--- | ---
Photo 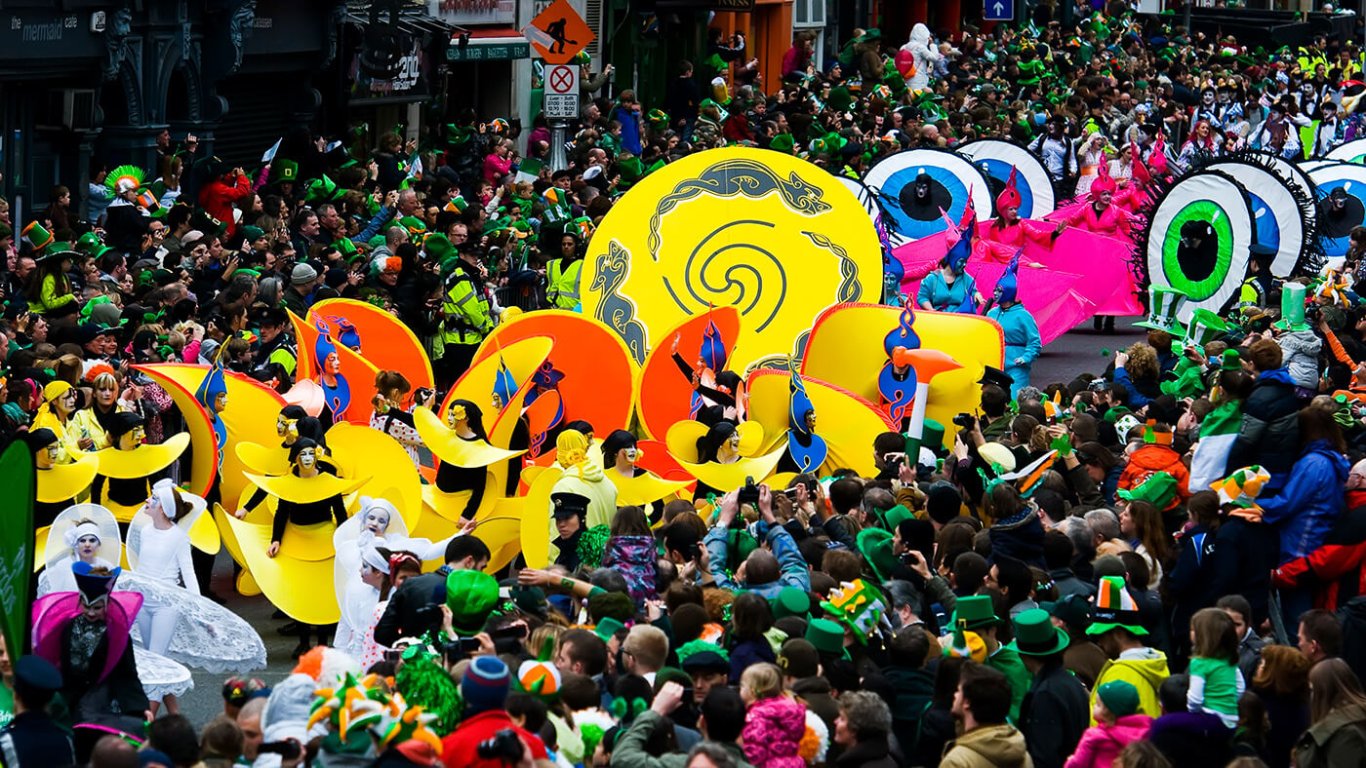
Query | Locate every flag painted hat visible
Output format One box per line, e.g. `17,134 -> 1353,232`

1117,471 -> 1179,508
1211,465 -> 1271,509
819,579 -> 886,646
1087,576 -> 1147,636
1134,287 -> 1188,334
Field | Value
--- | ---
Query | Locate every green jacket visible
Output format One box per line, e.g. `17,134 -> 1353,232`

987,643 -> 1031,725
1294,703 -> 1366,768
611,711 -> 754,768
439,264 -> 491,346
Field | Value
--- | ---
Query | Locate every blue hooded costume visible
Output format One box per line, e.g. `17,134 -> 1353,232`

916,217 -> 977,312
985,250 -> 1041,397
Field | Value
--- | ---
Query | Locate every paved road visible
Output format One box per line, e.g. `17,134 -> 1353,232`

173,315 -> 1139,725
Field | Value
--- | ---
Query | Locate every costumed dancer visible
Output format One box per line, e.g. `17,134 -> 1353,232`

70,370 -> 129,452
671,319 -> 746,426
126,480 -> 202,661
90,412 -> 189,523
917,215 -> 982,312
332,496 -> 459,660
978,168 -> 1063,259
692,421 -> 746,500
1058,161 -> 1137,241
432,400 -> 494,520
777,369 -> 829,475
235,438 -> 354,657
27,428 -> 98,534
600,430 -> 690,517
984,252 -> 1042,398
31,563 -> 150,724
878,301 -> 920,433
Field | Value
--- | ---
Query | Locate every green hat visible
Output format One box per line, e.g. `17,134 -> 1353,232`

921,418 -> 946,453
1220,349 -> 1243,371
398,215 -> 427,234
856,528 -> 898,583
1007,608 -> 1071,657
1087,576 -> 1148,637
76,231 -> 103,254
594,616 -> 625,643
444,570 -> 500,635
1273,282 -> 1310,332
275,159 -> 299,183
769,133 -> 795,155
1117,471 -> 1178,508
40,242 -> 79,262
676,639 -> 730,673
231,267 -> 263,279
334,238 -> 360,261
951,594 -> 999,632
192,210 -> 227,237
1097,680 -> 1141,717
241,225 -> 265,243
1183,308 -> 1228,348
883,504 -> 914,532
423,233 -> 454,265
819,579 -> 886,646
305,175 -> 338,204
22,222 -> 53,252
646,109 -> 670,128
1134,286 -> 1188,334
771,586 -> 812,620
804,617 -> 849,658
367,234 -> 386,250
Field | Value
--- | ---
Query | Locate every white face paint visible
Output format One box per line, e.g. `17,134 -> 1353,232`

297,447 -> 317,470
623,447 -> 639,464
76,535 -> 100,560
728,432 -> 741,450
363,507 -> 391,534
45,444 -> 60,462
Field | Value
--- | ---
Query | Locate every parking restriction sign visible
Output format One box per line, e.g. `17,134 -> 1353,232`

543,63 -> 580,119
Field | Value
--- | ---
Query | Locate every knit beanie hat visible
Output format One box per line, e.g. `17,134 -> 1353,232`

1097,680 -> 1140,718
462,656 -> 510,716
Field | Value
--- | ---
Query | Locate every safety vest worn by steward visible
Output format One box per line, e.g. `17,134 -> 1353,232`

440,264 -> 492,346
547,258 -> 583,310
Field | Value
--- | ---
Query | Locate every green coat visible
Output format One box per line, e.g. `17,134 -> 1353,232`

1294,703 -> 1366,768
611,711 -> 754,768
987,643 -> 1031,725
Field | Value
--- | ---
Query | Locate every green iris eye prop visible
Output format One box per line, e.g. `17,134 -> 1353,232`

1142,170 -> 1254,324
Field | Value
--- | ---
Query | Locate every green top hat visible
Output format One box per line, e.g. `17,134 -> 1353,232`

771,586 -> 811,620
22,222 -> 53,252
76,231 -> 103,254
856,528 -> 898,583
951,594 -> 999,632
1117,471 -> 1178,508
423,233 -> 453,265
804,617 -> 850,659
42,242 -> 80,262
305,175 -> 338,204
769,134 -> 796,155
1220,349 -> 1243,371
275,159 -> 299,183
1007,608 -> 1071,657
883,504 -> 914,532
1135,287 -> 1188,334
1273,282 -> 1310,332
334,238 -> 360,260
921,418 -> 946,454
444,569 -> 500,635
1183,308 -> 1228,348
594,616 -> 625,643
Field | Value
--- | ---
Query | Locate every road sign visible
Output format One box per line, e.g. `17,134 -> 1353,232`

525,0 -> 594,64
984,0 -> 1013,21
544,63 -> 581,119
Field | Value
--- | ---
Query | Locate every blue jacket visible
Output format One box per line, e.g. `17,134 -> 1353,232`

705,522 -> 811,598
613,106 -> 644,155
1259,439 -> 1350,562
988,303 -> 1043,367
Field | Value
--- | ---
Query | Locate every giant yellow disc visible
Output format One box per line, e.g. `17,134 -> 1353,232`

581,147 -> 882,372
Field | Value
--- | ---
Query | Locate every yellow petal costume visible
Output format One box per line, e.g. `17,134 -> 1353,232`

92,433 -> 191,522
665,420 -> 784,493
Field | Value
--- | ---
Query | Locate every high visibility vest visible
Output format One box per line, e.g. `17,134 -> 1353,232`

547,258 -> 583,309
440,265 -> 491,346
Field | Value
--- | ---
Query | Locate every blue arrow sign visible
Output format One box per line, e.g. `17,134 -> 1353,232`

984,0 -> 1013,21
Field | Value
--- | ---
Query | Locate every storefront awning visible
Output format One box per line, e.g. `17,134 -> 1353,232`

446,28 -> 530,62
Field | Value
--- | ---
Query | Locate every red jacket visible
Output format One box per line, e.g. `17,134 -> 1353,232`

197,173 -> 252,236
440,709 -> 546,768
1117,444 -> 1191,511
1272,489 -> 1366,611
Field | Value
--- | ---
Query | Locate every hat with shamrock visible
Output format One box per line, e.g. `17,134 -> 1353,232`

819,579 -> 886,646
